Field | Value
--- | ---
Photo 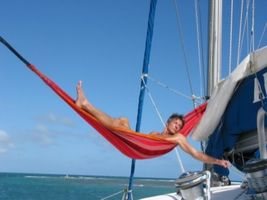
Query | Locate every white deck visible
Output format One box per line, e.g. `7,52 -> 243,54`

140,184 -> 250,200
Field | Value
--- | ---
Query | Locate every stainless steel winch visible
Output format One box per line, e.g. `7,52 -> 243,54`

175,171 -> 211,200
243,159 -> 267,199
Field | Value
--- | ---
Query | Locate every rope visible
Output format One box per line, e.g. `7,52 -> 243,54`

174,148 -> 185,173
100,189 -> 125,200
229,165 -> 246,181
140,76 -> 167,127
141,76 -> 186,174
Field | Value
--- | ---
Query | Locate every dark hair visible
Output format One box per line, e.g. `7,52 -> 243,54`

167,113 -> 185,128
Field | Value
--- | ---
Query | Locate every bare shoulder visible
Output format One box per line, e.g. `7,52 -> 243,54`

149,131 -> 161,135
170,133 -> 186,140
163,133 -> 186,144
175,133 -> 187,143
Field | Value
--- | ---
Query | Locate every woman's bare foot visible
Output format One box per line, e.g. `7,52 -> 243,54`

75,81 -> 89,108
75,81 -> 131,129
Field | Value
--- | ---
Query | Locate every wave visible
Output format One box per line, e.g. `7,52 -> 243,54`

24,175 -> 51,179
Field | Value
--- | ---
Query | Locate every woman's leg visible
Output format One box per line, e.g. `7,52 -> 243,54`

75,81 -> 130,129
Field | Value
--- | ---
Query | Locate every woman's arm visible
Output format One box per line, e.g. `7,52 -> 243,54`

165,134 -> 230,168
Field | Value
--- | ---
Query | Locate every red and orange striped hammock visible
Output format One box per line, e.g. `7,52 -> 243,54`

26,64 -> 207,159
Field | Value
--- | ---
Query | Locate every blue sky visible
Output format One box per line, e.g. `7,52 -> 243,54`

0,0 -> 267,180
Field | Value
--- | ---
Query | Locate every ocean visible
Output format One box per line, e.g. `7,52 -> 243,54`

0,173 -> 176,200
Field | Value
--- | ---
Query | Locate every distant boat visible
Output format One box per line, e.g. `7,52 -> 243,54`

64,174 -> 69,179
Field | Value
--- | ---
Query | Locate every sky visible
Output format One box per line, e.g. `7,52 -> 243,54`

0,0 -> 267,181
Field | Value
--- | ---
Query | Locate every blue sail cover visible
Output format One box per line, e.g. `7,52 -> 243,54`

191,46 -> 267,176
206,66 -> 267,175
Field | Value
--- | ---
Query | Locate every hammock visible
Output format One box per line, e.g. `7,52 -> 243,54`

29,64 -> 208,159
0,36 -> 207,159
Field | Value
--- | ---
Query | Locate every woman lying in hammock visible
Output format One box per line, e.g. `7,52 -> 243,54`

75,81 -> 230,168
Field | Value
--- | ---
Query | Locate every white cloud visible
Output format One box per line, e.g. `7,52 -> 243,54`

29,123 -> 83,146
0,130 -> 14,154
0,148 -> 8,154
36,112 -> 76,127
34,125 -> 53,145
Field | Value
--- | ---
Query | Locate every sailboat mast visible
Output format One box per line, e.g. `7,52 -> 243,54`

204,0 -> 223,176
207,0 -> 222,95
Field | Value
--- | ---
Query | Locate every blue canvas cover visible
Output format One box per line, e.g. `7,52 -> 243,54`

206,66 -> 267,175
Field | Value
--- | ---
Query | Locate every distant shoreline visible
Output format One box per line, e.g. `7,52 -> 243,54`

0,171 -> 176,181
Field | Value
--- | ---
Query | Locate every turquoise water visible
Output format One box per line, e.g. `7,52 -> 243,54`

0,173 -> 176,199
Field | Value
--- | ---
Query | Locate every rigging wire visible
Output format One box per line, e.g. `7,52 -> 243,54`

197,1 -> 206,97
194,0 -> 206,99
246,0 -> 250,55
237,0 -> 244,66
172,0 -> 195,107
146,75 -> 203,104
244,0 -> 251,54
258,22 -> 267,48
100,189 -> 126,200
257,22 -> 267,49
141,76 -> 166,127
198,6 -> 206,98
193,0 -> 207,157
250,0 -> 255,52
141,76 -> 186,173
228,0 -> 234,74
237,0 -> 252,65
